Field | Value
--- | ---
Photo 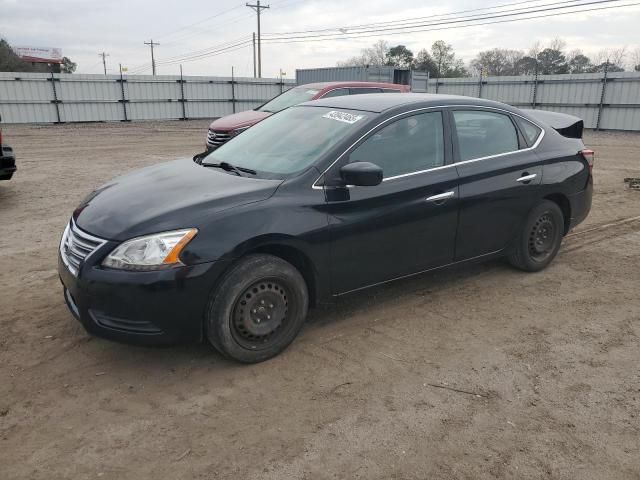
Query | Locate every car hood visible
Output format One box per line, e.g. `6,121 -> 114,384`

74,158 -> 282,241
208,110 -> 272,131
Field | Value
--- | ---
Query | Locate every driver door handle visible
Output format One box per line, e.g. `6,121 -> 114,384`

426,191 -> 455,203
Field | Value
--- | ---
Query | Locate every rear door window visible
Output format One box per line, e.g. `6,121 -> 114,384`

349,87 -> 382,95
452,110 -> 519,162
321,88 -> 350,98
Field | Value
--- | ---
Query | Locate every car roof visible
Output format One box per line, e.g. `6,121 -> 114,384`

295,81 -> 407,90
298,92 -> 521,114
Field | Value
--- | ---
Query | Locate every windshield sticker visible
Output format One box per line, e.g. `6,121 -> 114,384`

323,111 -> 365,124
306,90 -> 320,95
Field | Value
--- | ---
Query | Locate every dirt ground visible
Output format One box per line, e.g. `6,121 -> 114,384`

0,121 -> 639,480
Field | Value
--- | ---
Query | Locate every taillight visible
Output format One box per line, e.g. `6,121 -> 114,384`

580,149 -> 595,174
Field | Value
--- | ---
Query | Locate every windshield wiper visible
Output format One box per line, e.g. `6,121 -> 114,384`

203,161 -> 256,176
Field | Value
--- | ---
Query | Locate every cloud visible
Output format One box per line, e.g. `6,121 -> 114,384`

1,0 -> 639,77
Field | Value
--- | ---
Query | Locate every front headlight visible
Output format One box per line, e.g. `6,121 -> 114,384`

102,228 -> 198,271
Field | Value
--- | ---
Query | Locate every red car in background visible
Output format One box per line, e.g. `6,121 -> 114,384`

202,81 -> 410,152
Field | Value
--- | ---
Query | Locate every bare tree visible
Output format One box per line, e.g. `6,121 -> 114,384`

630,47 -> 640,71
337,40 -> 389,67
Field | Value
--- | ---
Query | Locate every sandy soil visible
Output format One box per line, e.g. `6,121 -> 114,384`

0,121 -> 639,479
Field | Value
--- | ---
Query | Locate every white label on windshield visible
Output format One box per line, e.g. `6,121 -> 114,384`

306,90 -> 320,95
323,110 -> 365,124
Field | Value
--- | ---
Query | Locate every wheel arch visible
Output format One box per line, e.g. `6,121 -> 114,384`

225,235 -> 322,308
543,193 -> 571,235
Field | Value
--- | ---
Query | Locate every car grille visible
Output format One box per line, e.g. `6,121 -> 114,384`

60,220 -> 107,276
206,129 -> 232,149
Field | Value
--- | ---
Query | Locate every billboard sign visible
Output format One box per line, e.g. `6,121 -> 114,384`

13,46 -> 63,64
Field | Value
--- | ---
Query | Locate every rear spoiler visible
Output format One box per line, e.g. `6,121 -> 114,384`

520,109 -> 584,139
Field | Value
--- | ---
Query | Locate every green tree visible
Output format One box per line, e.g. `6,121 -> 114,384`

567,51 -> 592,73
385,45 -> 414,68
431,40 -> 467,78
0,38 -> 33,72
413,48 -> 437,76
537,48 -> 569,74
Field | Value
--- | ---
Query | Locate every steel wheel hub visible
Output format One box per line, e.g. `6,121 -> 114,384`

232,280 -> 289,346
529,213 -> 555,258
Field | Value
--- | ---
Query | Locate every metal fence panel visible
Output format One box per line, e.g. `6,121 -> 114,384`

0,72 -> 295,124
427,72 -> 640,130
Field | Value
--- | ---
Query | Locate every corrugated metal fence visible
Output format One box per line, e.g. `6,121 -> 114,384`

422,71 -> 640,131
0,72 -> 295,124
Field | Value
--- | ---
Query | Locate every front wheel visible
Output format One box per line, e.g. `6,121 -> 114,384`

508,200 -> 564,272
206,254 -> 309,363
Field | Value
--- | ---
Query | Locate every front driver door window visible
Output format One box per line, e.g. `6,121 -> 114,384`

349,111 -> 444,179
325,111 -> 459,294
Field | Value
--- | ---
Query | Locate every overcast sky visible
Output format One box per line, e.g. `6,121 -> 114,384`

1,0 -> 639,78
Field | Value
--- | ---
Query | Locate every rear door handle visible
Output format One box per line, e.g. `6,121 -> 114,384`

426,191 -> 455,203
517,173 -> 537,183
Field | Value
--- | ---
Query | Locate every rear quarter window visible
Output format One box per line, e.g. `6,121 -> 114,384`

515,116 -> 542,146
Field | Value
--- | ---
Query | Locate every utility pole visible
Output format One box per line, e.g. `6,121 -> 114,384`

246,1 -> 269,78
252,32 -> 257,78
98,51 -> 109,75
144,39 -> 160,75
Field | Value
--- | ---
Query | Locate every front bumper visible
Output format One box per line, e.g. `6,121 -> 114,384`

58,252 -> 230,346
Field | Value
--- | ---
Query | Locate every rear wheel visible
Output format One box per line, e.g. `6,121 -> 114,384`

508,200 -> 564,272
206,254 -> 308,363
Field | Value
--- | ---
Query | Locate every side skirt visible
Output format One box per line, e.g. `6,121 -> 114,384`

333,249 -> 505,298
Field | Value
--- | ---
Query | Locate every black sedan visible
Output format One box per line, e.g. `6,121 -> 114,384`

59,94 -> 593,363
0,117 -> 16,181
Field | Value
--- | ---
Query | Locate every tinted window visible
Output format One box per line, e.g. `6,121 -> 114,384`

321,88 -> 350,98
204,107 -> 368,177
515,116 -> 542,146
257,87 -> 320,113
349,87 -> 382,95
453,110 -> 519,162
349,112 -> 444,179
381,88 -> 401,93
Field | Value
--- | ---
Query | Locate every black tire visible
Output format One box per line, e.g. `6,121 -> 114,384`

508,200 -> 564,272
206,254 -> 309,363
0,173 -> 13,181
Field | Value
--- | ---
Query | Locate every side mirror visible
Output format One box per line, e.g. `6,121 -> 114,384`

339,162 -> 383,187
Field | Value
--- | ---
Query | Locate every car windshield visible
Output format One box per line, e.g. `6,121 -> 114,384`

202,106 -> 369,177
257,87 -> 320,113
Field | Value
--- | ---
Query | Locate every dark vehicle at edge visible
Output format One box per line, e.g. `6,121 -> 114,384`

0,115 -> 17,181
58,93 -> 593,363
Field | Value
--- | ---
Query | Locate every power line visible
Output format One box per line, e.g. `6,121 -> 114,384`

153,10 -> 256,46
261,0 -> 632,43
246,1 -> 270,78
263,0 -> 543,35
154,39 -> 254,67
154,3 -> 246,41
